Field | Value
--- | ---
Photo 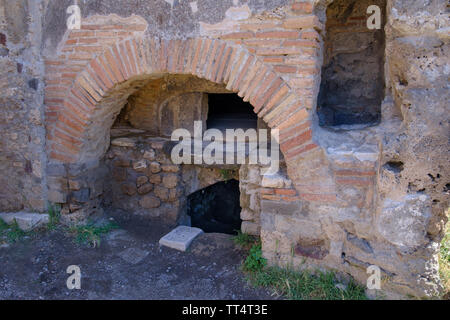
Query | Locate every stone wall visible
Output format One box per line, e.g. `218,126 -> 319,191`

105,133 -> 258,230
106,136 -> 185,225
0,0 -> 46,212
240,165 -> 263,235
0,0 -> 448,299
258,0 -> 449,298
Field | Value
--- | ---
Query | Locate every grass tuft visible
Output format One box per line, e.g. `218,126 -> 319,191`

69,221 -> 119,248
234,231 -> 367,300
233,230 -> 257,249
249,266 -> 367,300
47,203 -> 61,230
439,209 -> 450,297
243,242 -> 267,272
0,219 -> 27,243
0,218 -> 9,232
6,220 -> 26,243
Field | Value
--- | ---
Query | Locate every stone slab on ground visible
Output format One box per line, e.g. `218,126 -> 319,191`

0,212 -> 49,231
159,226 -> 204,252
117,247 -> 150,265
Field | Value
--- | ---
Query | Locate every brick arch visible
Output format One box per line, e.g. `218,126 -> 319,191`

45,36 -> 317,168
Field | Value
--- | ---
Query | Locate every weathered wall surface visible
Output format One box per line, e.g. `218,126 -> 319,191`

41,0 -> 292,57
0,0 -> 448,299
0,0 -> 46,212
377,0 -> 449,295
105,134 -> 244,227
106,136 -> 185,225
260,0 -> 449,298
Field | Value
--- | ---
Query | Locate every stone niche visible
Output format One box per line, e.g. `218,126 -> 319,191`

98,75 -> 270,235
317,0 -> 386,127
104,134 -> 266,235
114,74 -> 228,136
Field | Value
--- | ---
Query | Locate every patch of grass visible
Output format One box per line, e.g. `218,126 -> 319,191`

0,218 -> 9,232
0,219 -> 27,243
233,231 -> 256,249
439,209 -> 450,297
47,203 -> 61,230
7,220 -> 27,243
249,266 -> 367,300
234,234 -> 367,300
234,232 -> 267,272
0,218 -> 10,245
243,242 -> 267,272
219,169 -> 236,181
69,221 -> 119,248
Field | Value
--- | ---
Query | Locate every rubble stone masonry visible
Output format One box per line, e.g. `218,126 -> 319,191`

0,0 -> 448,298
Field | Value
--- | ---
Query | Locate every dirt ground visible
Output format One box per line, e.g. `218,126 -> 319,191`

0,217 -> 275,300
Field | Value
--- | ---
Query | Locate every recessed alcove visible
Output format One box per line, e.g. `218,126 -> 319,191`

206,94 -> 258,131
94,74 -> 264,236
317,0 -> 386,128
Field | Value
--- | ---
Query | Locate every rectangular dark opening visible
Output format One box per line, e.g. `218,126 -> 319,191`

206,94 -> 258,130
317,0 -> 386,128
187,180 -> 242,235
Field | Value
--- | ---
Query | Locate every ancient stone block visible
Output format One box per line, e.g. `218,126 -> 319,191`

0,212 -> 49,232
71,188 -> 90,203
294,238 -> 329,260
149,162 -> 161,174
159,226 -> 204,252
133,160 -> 147,172
376,194 -> 432,248
121,183 -> 137,196
168,188 -> 181,202
137,183 -> 153,195
346,233 -> 373,254
149,174 -> 162,184
143,149 -> 156,160
117,247 -> 149,265
111,138 -> 136,147
154,185 -> 169,201
240,209 -> 254,221
136,176 -> 148,187
161,164 -> 180,173
261,200 -> 301,216
260,212 -> 275,231
48,190 -> 67,204
261,173 -> 285,188
162,174 -> 178,189
241,221 -> 260,236
139,195 -> 161,209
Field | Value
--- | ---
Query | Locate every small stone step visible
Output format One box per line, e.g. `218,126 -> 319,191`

159,226 -> 203,252
0,212 -> 49,232
117,247 -> 149,265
